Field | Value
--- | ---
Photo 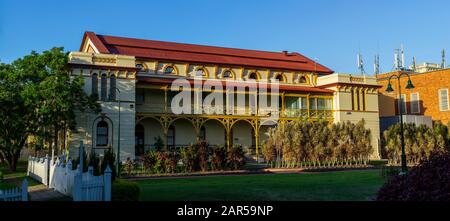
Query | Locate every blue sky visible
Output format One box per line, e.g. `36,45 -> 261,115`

1,0 -> 449,73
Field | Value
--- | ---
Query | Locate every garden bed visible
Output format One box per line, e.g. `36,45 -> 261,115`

124,165 -> 377,180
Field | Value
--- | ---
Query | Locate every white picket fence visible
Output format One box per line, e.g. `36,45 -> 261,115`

27,155 -> 49,186
27,142 -> 112,201
0,179 -> 28,201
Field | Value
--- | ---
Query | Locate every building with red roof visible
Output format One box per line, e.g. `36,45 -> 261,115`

67,31 -> 381,161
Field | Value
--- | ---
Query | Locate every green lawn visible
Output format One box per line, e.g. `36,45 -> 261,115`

137,170 -> 385,201
1,160 -> 40,190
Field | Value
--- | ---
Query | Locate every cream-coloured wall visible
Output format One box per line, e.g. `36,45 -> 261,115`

68,52 -> 137,161
232,121 -> 253,148
203,120 -> 226,145
332,89 -> 381,159
172,119 -> 197,145
140,118 -> 164,147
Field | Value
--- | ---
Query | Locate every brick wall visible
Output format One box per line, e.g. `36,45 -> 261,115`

377,69 -> 450,124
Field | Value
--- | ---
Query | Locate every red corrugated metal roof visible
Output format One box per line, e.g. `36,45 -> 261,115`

137,77 -> 334,94
81,31 -> 334,74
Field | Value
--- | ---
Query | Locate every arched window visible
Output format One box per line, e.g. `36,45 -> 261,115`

91,73 -> 98,98
299,76 -> 307,83
109,74 -> 116,101
136,63 -> 145,71
164,66 -> 174,74
100,73 -> 107,101
275,74 -> 285,82
96,121 -> 109,147
248,72 -> 258,80
223,70 -> 232,78
167,126 -> 175,149
199,126 -> 206,140
195,68 -> 207,77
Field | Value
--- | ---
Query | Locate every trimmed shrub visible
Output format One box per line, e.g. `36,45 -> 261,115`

100,148 -> 117,181
180,145 -> 198,173
112,180 -> 140,201
197,141 -> 210,172
377,151 -> 450,201
142,151 -> 157,172
211,145 -> 227,171
227,145 -> 246,170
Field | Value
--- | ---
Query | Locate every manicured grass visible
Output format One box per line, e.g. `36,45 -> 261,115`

137,170 -> 384,201
0,160 -> 40,190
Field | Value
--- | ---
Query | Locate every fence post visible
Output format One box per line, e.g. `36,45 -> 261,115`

22,178 -> 28,201
103,165 -> 112,201
79,141 -> 84,173
73,165 -> 82,201
27,156 -> 31,176
44,154 -> 49,186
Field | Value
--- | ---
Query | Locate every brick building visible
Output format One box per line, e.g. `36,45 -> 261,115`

377,68 -> 450,124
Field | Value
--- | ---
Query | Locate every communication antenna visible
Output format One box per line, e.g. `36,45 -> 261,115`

374,54 -> 380,75
393,45 -> 405,70
357,53 -> 365,75
442,49 -> 446,69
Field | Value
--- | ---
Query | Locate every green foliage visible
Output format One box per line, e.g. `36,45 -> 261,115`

197,140 -> 210,172
71,149 -> 88,172
153,136 -> 164,151
0,171 -> 3,183
377,151 -> 450,201
112,180 -> 140,201
124,158 -> 134,176
227,145 -> 246,170
211,145 -> 227,171
180,144 -> 199,173
141,151 -> 179,174
100,148 -> 117,181
263,119 -> 372,168
382,122 -> 448,164
0,48 -> 100,172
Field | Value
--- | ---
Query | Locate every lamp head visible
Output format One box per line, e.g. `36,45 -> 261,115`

386,82 -> 394,92
406,79 -> 415,89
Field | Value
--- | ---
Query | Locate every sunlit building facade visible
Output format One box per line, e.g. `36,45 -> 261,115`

67,32 -> 382,161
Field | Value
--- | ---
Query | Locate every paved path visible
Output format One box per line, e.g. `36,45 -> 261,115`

28,184 -> 70,201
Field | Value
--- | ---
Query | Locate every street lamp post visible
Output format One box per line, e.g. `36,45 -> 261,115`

385,73 -> 415,174
112,87 -> 121,177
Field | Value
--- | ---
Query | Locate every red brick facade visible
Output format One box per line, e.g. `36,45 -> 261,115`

377,69 -> 450,124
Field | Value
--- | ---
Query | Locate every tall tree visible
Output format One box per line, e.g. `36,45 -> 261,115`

0,48 -> 100,171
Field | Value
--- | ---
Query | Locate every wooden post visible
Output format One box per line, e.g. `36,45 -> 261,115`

44,154 -> 49,186
79,141 -> 84,173
73,165 -> 82,201
21,178 -> 28,201
103,165 -> 112,201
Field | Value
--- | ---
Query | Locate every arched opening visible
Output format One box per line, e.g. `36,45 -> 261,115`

170,118 -> 196,149
248,72 -> 259,80
135,124 -> 145,156
203,119 -> 226,148
195,68 -> 207,77
299,76 -> 307,83
275,73 -> 286,82
139,118 -> 164,152
96,120 -> 109,147
232,120 -> 255,158
164,65 -> 175,74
